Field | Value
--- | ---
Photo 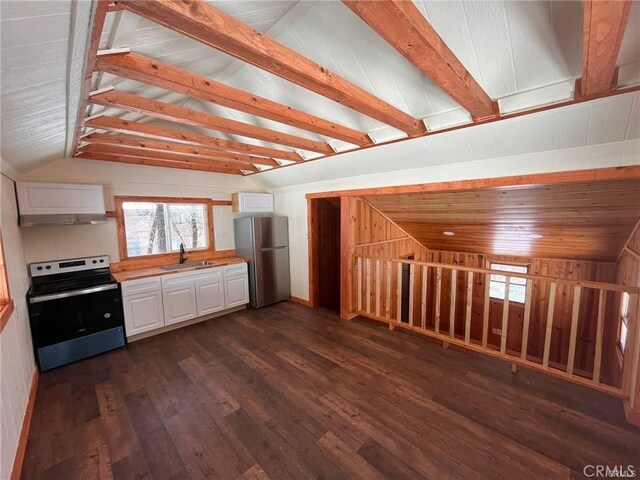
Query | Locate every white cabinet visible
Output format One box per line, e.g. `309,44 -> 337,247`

16,182 -> 106,215
122,291 -> 165,336
196,277 -> 226,316
223,262 -> 249,308
162,278 -> 198,325
224,275 -> 249,308
121,262 -> 249,338
232,192 -> 274,213
121,277 -> 164,336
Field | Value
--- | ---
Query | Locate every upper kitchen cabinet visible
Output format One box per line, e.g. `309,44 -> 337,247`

16,182 -> 107,226
232,192 -> 274,213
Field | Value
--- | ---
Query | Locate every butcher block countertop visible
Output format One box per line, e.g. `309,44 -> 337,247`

112,257 -> 249,283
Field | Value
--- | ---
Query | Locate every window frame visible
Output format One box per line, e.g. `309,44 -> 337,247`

618,291 -> 630,355
486,260 -> 530,305
115,196 -> 216,264
0,231 -> 15,332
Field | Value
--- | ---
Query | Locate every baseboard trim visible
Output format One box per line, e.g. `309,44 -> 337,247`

289,296 -> 312,307
10,368 -> 39,480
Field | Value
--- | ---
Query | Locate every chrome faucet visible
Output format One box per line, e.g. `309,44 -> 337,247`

179,243 -> 187,264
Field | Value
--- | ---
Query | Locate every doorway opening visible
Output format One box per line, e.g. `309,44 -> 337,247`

309,197 -> 341,312
400,254 -> 415,323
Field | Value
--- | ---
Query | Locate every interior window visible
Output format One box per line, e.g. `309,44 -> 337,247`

121,201 -> 209,258
619,292 -> 630,353
489,262 -> 528,304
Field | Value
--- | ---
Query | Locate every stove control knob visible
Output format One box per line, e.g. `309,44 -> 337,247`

99,259 -> 105,263
104,313 -> 111,319
36,266 -> 43,271
92,260 -> 97,264
45,265 -> 51,270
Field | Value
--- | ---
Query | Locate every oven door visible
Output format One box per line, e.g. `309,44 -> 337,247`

28,283 -> 124,348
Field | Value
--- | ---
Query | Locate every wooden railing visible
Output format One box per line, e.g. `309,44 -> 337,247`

352,255 -> 640,399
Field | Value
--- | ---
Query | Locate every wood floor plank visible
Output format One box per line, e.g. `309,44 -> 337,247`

21,302 -> 640,480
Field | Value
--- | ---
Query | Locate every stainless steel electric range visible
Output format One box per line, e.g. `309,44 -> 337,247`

27,255 -> 126,371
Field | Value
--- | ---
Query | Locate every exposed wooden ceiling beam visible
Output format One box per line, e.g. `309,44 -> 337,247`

113,0 -> 426,135
71,0 -> 110,154
82,133 -> 279,167
95,51 -> 371,146
89,89 -> 333,154
76,151 -> 246,175
78,143 -> 259,172
343,0 -> 497,120
580,0 -> 632,97
84,116 -> 303,162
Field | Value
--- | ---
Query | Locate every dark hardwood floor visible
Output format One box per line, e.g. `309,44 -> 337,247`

22,302 -> 640,480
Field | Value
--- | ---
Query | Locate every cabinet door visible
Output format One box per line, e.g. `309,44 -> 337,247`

224,275 -> 249,308
163,283 -> 198,325
123,291 -> 164,336
196,278 -> 225,316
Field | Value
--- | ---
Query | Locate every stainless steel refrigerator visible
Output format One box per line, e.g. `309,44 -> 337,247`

233,216 -> 291,308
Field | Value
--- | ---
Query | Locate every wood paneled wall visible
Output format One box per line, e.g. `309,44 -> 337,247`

348,197 -> 428,315
616,224 -> 640,423
348,196 -> 622,380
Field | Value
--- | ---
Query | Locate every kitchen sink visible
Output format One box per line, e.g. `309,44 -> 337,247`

160,261 -> 218,271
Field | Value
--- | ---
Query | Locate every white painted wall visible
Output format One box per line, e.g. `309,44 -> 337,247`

17,158 -> 263,263
270,140 -> 640,300
0,169 -> 36,479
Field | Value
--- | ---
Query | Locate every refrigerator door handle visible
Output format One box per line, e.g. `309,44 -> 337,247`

260,246 -> 287,252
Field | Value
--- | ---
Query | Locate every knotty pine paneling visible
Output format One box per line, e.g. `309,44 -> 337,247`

615,225 -> 640,416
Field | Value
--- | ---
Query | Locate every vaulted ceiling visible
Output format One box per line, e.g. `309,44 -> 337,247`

364,177 -> 640,261
1,0 -> 639,176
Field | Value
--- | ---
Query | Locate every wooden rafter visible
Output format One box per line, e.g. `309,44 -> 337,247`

580,0 -> 632,97
95,50 -> 371,146
71,0 -> 110,155
78,143 -> 260,171
82,133 -> 279,167
76,151 -> 246,174
89,89 -> 334,154
84,116 -> 303,162
343,0 -> 496,120
113,0 -> 426,135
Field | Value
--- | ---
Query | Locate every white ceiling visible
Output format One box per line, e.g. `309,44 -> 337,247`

1,0 -> 639,176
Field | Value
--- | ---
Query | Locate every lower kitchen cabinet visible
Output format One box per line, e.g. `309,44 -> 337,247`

224,274 -> 250,308
196,277 -> 226,316
121,263 -> 249,338
163,282 -> 198,325
122,290 -> 164,336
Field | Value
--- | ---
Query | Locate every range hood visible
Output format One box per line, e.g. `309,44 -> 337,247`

16,182 -> 108,227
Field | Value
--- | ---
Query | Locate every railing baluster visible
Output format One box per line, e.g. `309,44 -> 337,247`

465,271 -> 473,344
421,266 -> 428,329
520,280 -> 533,361
500,276 -> 511,355
356,257 -> 362,312
385,260 -> 392,320
365,258 -> 372,314
566,285 -> 582,376
375,259 -> 381,317
408,264 -> 415,327
449,269 -> 457,339
543,282 -> 558,368
593,289 -> 606,385
396,262 -> 402,323
435,267 -> 442,334
482,272 -> 490,348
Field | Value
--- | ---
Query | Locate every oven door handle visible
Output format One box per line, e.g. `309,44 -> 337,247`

29,284 -> 118,304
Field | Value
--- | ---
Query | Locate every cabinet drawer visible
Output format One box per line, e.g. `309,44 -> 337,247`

121,277 -> 162,297
223,263 -> 247,277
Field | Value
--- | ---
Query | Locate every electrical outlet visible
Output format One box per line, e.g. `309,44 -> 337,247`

492,328 -> 502,335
